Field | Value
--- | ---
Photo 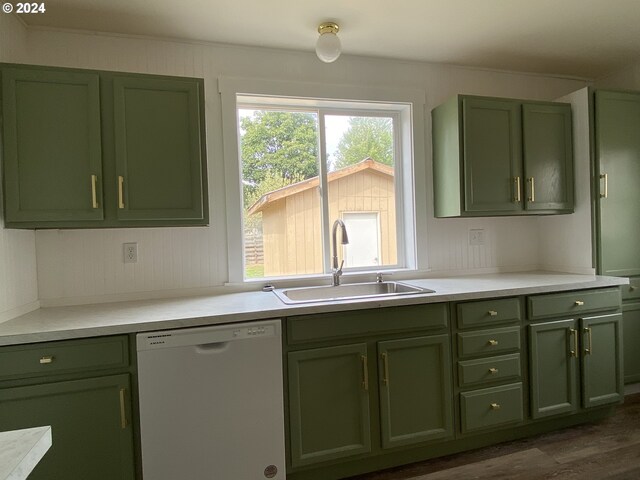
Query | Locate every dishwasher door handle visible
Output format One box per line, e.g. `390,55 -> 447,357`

195,342 -> 230,353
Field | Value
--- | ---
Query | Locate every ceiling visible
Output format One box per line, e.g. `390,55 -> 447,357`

18,0 -> 640,79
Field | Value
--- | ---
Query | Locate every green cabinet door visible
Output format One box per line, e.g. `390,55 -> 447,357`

113,75 -> 206,222
0,374 -> 135,480
1,68 -> 103,223
595,90 -> 640,276
378,335 -> 453,449
622,302 -> 640,384
581,313 -> 623,408
529,319 -> 579,419
523,103 -> 574,212
288,344 -> 371,467
462,97 -> 523,213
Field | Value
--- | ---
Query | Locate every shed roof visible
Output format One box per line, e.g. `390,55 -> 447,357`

247,158 -> 394,215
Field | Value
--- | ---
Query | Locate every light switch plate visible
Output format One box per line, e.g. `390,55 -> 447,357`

469,229 -> 485,246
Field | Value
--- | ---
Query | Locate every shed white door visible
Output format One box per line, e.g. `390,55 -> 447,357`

343,212 -> 380,267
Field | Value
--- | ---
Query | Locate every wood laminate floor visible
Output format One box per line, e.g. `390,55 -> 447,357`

348,393 -> 640,480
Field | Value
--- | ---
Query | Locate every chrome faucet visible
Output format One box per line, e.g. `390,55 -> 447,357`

331,219 -> 349,286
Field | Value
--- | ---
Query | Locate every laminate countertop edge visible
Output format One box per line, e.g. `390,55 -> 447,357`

0,271 -> 628,346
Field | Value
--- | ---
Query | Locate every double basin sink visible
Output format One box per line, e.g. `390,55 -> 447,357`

273,281 -> 434,304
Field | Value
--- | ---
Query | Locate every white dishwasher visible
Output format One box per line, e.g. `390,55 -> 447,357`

136,319 -> 285,480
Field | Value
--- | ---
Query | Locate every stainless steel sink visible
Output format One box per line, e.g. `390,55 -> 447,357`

273,281 -> 434,304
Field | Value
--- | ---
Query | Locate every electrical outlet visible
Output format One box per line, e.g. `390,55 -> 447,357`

469,229 -> 485,246
123,243 -> 138,263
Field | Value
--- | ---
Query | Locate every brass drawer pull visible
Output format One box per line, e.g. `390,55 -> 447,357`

488,310 -> 498,317
118,175 -> 125,209
119,388 -> 128,429
490,403 -> 501,410
514,176 -> 521,203
575,300 -> 585,306
528,177 -> 535,202
381,352 -> 389,386
584,327 -> 592,355
600,173 -> 608,198
569,328 -> 578,358
631,286 -> 638,292
39,356 -> 54,364
488,367 -> 499,374
361,355 -> 369,391
488,339 -> 499,346
91,175 -> 99,209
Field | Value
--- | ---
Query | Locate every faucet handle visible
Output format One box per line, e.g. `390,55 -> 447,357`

338,260 -> 344,273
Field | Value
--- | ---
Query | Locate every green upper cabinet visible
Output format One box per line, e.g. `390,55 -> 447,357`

432,94 -> 574,217
1,68 -> 104,223
595,90 -> 640,277
377,335 -> 453,449
1,63 -> 208,228
522,103 -> 574,211
113,76 -> 205,222
462,97 -> 523,214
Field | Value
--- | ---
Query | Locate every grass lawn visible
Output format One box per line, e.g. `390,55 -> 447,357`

245,264 -> 264,279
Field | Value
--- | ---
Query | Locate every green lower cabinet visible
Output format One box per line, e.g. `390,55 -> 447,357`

288,344 -> 371,468
378,335 -> 453,449
581,313 -> 623,407
623,302 -> 640,383
460,383 -> 524,433
529,313 -> 623,419
0,374 -> 135,480
529,319 -> 579,419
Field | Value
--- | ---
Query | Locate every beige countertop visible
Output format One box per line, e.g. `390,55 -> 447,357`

0,271 -> 628,346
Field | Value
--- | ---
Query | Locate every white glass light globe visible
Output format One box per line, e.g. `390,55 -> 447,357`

316,32 -> 342,63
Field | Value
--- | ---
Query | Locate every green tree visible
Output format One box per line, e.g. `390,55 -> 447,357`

240,111 -> 319,201
334,117 -> 394,169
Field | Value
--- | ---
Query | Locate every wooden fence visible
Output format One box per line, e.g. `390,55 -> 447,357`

244,231 -> 264,265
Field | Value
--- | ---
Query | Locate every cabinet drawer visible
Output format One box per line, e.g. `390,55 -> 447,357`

0,336 -> 129,381
287,304 -> 448,344
458,353 -> 521,388
457,297 -> 521,329
457,326 -> 520,359
528,288 -> 621,319
460,383 -> 523,433
622,278 -> 640,301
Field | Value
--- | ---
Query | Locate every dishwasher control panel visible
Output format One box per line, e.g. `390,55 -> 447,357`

137,320 -> 280,351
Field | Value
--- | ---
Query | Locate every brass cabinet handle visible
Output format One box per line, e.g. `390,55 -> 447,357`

361,355 -> 369,391
584,327 -> 592,355
381,352 -> 389,386
569,328 -> 578,358
119,388 -> 128,429
488,310 -> 498,317
630,286 -> 638,292
91,175 -> 99,209
39,356 -> 54,364
528,177 -> 535,202
600,173 -> 608,198
488,367 -> 499,375
514,176 -> 521,203
488,339 -> 499,346
575,300 -> 585,306
490,403 -> 501,410
118,176 -> 125,209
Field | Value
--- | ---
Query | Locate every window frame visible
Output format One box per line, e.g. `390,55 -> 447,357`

219,77 -> 428,284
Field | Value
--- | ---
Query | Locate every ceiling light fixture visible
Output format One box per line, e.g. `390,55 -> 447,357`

315,22 -> 341,63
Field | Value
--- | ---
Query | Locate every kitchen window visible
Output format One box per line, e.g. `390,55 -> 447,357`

219,78 -> 427,283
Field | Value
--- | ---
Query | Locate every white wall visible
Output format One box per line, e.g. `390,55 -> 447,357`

14,27 -> 590,305
537,88 -> 595,275
0,14 -> 39,321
